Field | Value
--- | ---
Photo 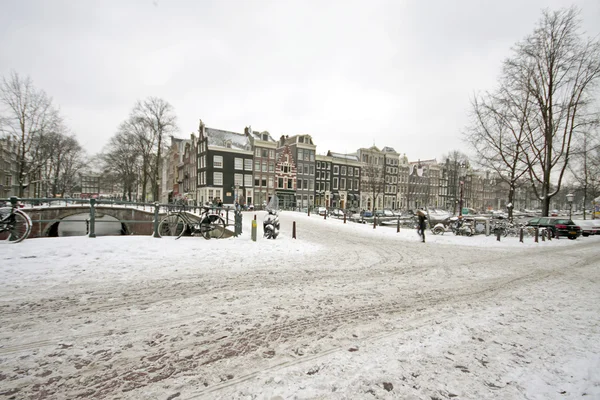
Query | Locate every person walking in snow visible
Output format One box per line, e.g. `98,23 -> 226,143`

417,208 -> 427,243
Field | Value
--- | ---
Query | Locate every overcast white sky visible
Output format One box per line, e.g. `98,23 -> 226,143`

1,0 -> 599,161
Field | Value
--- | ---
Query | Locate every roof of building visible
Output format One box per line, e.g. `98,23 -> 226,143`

327,151 -> 359,161
206,127 -> 251,151
381,146 -> 397,153
249,130 -> 276,143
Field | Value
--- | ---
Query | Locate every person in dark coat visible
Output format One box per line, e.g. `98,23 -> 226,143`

417,209 -> 427,243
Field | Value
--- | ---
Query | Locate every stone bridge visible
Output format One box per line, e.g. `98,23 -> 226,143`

24,205 -> 159,238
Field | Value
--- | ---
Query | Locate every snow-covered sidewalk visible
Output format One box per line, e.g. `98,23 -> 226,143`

0,211 -> 599,399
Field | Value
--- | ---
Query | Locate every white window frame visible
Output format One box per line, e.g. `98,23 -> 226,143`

213,172 -> 223,185
235,158 -> 243,170
244,159 -> 253,171
234,173 -> 243,187
244,174 -> 252,187
214,155 -> 223,168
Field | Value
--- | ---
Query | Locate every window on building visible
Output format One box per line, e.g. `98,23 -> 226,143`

298,179 -> 303,189
348,179 -> 352,190
333,165 -> 339,174
298,149 -> 304,160
297,163 -> 303,175
213,155 -> 223,168
245,159 -> 252,171
341,178 -> 346,190
316,171 -> 321,180
208,189 -> 214,201
244,174 -> 252,187
268,177 -> 273,188
234,174 -> 243,186
348,167 -> 353,177
255,160 -> 260,171
304,164 -> 309,174
288,179 -> 293,189
269,162 -> 274,172
269,150 -> 274,159
255,148 -> 261,157
310,151 -> 314,161
278,177 -> 283,188
333,177 -> 338,189
355,179 -> 359,189
317,161 -> 321,169
303,179 -> 308,190
261,149 -> 268,157
235,158 -> 243,170
341,166 -> 346,175
262,161 -> 267,172
214,172 -> 223,185
309,180 -> 314,191
262,178 -> 267,187
254,177 -> 260,186
326,182 -> 330,191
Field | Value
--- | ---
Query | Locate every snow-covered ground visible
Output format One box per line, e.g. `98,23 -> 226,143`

1,211 -> 599,399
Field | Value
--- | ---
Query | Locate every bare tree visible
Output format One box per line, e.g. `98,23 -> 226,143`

0,72 -> 60,196
569,115 -> 600,218
465,87 -> 532,219
46,129 -> 85,197
114,117 -> 153,201
503,7 -> 600,216
441,150 -> 470,214
361,163 -> 385,211
131,97 -> 178,201
101,128 -> 140,201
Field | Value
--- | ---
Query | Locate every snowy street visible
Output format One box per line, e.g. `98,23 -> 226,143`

1,211 -> 599,399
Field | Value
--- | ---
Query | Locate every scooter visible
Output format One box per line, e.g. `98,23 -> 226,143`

263,196 -> 280,239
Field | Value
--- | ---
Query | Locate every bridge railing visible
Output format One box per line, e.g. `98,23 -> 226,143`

1,197 -> 238,238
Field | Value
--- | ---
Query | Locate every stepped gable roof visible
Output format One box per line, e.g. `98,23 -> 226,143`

206,127 -> 251,150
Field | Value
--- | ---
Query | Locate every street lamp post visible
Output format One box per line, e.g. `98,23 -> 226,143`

566,193 -> 574,220
458,181 -> 464,217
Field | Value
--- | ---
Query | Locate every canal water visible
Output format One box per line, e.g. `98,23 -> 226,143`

58,213 -> 123,236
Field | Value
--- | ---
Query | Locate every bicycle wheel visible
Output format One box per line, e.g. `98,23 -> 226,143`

200,214 -> 226,239
0,209 -> 32,243
157,214 -> 187,238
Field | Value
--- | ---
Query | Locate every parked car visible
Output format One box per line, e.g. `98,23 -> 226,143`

360,210 -> 373,218
572,219 -> 600,237
526,217 -> 581,239
317,206 -> 328,216
329,208 -> 346,218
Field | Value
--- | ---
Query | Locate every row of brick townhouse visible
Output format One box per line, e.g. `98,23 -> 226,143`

156,120 -> 544,213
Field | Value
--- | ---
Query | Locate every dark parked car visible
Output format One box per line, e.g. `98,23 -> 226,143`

526,217 -> 581,239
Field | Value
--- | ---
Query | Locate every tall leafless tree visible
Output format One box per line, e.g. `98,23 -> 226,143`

465,87 -> 532,219
0,72 -> 60,196
503,7 -> 600,216
45,128 -> 85,197
569,114 -> 600,219
131,97 -> 178,201
361,163 -> 385,211
441,150 -> 470,214
101,129 -> 140,201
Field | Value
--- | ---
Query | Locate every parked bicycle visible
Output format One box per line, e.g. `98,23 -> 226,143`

157,205 -> 227,239
0,198 -> 32,243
